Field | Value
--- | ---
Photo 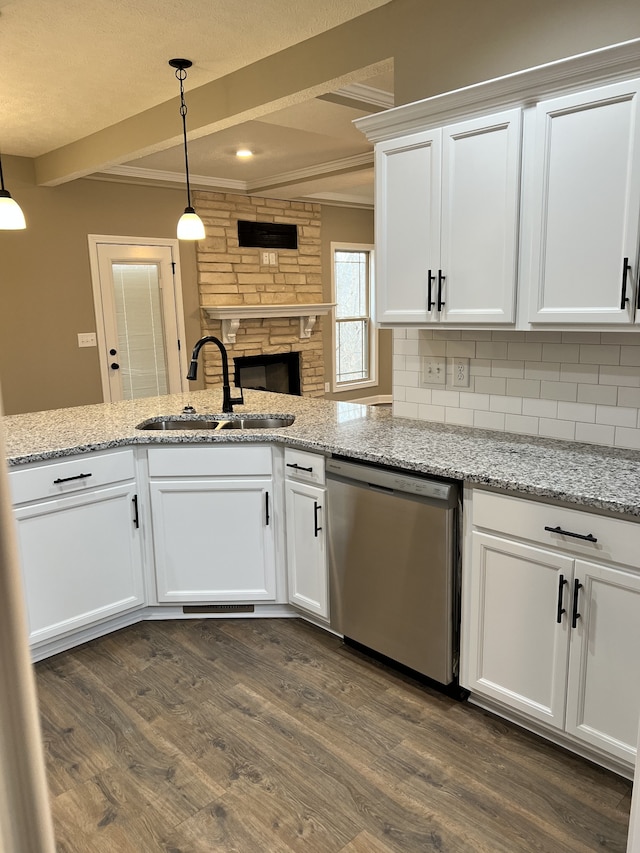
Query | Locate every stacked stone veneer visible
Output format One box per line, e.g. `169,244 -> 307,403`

193,190 -> 324,396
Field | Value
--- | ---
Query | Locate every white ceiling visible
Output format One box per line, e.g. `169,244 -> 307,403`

0,0 -> 394,206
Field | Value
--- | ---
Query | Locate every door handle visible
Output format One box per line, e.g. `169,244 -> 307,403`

132,494 -> 139,529
110,362 -> 120,370
621,257 -> 631,309
437,270 -> 446,311
556,574 -> 567,624
427,269 -> 436,310
571,578 -> 583,629
265,491 -> 270,526
313,501 -> 322,537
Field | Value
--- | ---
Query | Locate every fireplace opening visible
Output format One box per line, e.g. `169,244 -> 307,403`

234,352 -> 301,396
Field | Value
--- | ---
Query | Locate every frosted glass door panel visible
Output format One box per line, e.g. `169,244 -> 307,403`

112,263 -> 168,399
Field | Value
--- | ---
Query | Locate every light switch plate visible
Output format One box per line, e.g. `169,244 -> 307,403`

78,332 -> 97,348
422,357 -> 446,385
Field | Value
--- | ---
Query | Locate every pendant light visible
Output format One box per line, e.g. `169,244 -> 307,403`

169,58 -> 205,240
0,154 -> 26,230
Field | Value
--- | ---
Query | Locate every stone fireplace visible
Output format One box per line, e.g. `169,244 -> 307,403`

193,190 -> 332,397
234,352 -> 301,396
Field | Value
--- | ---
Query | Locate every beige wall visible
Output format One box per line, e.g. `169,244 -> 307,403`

320,205 -> 392,402
0,156 -> 202,415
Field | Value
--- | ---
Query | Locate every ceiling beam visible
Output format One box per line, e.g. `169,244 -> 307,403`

34,4 -> 395,186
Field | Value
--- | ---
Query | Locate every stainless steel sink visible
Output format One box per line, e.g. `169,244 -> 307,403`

136,415 -> 294,431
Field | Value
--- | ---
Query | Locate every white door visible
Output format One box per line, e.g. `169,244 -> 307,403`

565,559 -> 640,764
440,109 -> 521,324
375,128 -> 442,324
527,79 -> 640,324
88,236 -> 187,402
465,531 -> 573,728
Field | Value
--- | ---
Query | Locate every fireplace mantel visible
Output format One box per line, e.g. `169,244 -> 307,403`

201,303 -> 335,344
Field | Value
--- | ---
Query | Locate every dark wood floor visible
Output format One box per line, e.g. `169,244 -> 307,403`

35,618 -> 631,852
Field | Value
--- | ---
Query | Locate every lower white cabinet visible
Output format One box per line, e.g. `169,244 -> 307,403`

284,448 -> 328,620
463,489 -> 640,768
9,450 -> 145,645
148,446 -> 277,602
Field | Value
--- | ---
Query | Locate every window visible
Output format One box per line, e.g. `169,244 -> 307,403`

331,243 -> 376,391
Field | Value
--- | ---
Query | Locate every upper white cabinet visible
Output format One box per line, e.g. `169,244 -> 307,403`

374,109 -> 521,326
526,79 -> 640,325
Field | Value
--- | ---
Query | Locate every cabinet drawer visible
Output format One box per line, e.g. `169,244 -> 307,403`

472,489 -> 640,569
284,447 -> 325,485
147,445 -> 272,477
9,450 -> 135,505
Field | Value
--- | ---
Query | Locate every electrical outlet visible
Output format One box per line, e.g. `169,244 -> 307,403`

324,382 -> 330,393
452,357 -> 470,387
261,251 -> 270,265
77,332 -> 97,348
422,357 -> 446,385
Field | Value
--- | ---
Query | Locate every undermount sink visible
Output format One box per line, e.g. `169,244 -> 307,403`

136,415 -> 294,431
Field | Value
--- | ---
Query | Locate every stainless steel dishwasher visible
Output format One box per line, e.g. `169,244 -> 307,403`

327,457 -> 460,687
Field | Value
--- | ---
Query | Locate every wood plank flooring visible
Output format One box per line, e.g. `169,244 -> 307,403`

35,618 -> 632,852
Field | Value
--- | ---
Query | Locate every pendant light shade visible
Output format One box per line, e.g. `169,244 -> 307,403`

0,155 -> 26,230
169,58 -> 205,241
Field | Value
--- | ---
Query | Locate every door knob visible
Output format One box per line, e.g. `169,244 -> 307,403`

110,362 -> 120,370
109,348 -> 117,356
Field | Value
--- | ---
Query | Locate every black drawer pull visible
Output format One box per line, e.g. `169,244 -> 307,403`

53,472 -> 93,484
571,578 -> 583,629
556,574 -> 567,624
437,269 -> 446,311
286,462 -> 313,473
544,525 -> 597,543
621,257 -> 631,309
313,501 -> 322,538
427,269 -> 436,310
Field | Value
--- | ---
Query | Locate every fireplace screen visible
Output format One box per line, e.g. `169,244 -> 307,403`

234,352 -> 301,396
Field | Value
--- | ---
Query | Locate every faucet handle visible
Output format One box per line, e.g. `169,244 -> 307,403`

230,385 -> 244,407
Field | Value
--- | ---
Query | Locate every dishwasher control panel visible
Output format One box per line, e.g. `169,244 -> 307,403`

326,457 -> 457,504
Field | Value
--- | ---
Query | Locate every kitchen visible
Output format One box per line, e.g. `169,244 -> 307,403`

3,1 -> 640,850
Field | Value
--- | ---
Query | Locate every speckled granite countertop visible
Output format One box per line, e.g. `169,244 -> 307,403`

3,389 -> 640,518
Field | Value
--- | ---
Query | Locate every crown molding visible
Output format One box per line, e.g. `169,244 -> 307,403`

355,38 -> 640,142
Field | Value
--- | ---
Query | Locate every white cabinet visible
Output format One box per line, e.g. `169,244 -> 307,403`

463,489 -> 640,767
526,79 -> 640,325
148,446 -> 277,602
284,448 -> 328,620
374,109 -> 521,326
9,450 -> 145,645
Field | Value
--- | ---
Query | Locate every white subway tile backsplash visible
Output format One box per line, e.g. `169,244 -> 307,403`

575,422 -> 615,445
474,410 -> 506,430
492,360 -> 524,379
392,330 -> 640,449
577,383 -> 618,405
507,342 -> 542,361
539,418 -> 576,440
490,395 -> 522,414
523,397 -> 558,418
540,380 -> 578,402
595,405 -> 638,427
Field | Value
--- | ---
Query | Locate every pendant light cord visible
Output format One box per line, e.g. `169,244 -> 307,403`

175,66 -> 193,209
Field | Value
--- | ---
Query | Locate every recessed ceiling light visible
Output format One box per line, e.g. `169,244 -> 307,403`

236,148 -> 253,159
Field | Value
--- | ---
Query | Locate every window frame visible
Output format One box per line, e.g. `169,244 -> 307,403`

330,242 -> 377,392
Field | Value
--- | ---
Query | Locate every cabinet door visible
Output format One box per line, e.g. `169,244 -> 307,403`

565,560 -> 640,763
464,531 -> 572,728
285,480 -> 328,619
13,483 -> 145,644
375,129 -> 441,324
528,79 -> 640,324
440,109 -> 521,324
150,479 -> 276,602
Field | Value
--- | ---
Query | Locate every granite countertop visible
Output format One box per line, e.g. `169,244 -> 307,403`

3,388 -> 640,518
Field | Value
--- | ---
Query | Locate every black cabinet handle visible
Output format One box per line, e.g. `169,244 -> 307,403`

53,472 -> 92,484
556,574 -> 567,624
427,269 -> 436,310
571,578 -> 583,629
132,494 -> 139,529
313,501 -> 322,538
265,491 -> 270,526
621,257 -> 631,309
437,270 -> 446,311
544,525 -> 597,543
286,462 -> 313,473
